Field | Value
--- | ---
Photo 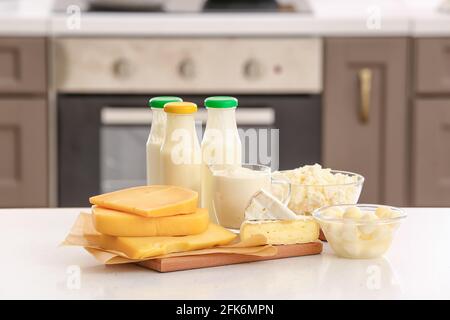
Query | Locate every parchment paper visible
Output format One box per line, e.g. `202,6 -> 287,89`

62,213 -> 277,265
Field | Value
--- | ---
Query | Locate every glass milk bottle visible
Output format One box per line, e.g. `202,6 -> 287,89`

160,102 -> 201,193
146,96 -> 182,185
201,96 -> 242,222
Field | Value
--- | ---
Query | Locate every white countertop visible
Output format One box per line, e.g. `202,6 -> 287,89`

0,207 -> 449,300
0,0 -> 449,36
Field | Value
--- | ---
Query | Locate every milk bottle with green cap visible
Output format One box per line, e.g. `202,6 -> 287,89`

146,96 -> 182,185
201,96 -> 242,222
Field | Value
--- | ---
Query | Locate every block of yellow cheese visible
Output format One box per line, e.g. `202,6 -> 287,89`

89,185 -> 198,218
96,223 -> 237,259
240,218 -> 319,245
92,206 -> 209,237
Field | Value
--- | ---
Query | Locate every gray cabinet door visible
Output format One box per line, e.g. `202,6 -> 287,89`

0,38 -> 47,94
413,99 -> 450,206
323,38 -> 409,205
415,38 -> 450,94
0,99 -> 48,207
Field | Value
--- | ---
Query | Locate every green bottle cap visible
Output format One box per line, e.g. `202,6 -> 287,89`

204,96 -> 238,109
148,96 -> 183,109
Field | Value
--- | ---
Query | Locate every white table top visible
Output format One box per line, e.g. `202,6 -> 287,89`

0,0 -> 449,36
0,207 -> 449,300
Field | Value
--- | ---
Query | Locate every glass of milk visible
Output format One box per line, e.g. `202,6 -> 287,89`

209,164 -> 291,230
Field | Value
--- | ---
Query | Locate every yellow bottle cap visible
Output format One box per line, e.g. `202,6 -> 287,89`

164,102 -> 197,114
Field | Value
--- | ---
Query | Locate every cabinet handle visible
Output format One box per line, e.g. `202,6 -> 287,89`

112,58 -> 132,79
358,68 -> 372,124
178,58 -> 196,79
243,59 -> 262,80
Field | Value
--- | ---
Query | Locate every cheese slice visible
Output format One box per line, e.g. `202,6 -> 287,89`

89,185 -> 198,218
240,218 -> 319,245
92,206 -> 209,237
245,189 -> 299,221
96,223 -> 237,259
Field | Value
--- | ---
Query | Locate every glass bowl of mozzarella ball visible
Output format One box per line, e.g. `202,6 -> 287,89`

312,204 -> 407,259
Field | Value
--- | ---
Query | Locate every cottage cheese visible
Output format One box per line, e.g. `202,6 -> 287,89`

275,164 -> 363,214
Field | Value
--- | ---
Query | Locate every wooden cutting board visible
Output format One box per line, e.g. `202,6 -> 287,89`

319,229 -> 327,241
137,241 -> 323,273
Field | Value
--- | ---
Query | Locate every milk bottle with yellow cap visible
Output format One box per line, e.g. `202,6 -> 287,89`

146,96 -> 182,185
160,102 -> 201,193
201,96 -> 242,222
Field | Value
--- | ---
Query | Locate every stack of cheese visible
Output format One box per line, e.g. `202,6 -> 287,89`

89,185 -> 236,259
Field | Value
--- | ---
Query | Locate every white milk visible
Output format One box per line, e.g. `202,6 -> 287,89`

146,108 -> 166,185
160,107 -> 201,193
147,142 -> 162,184
201,107 -> 242,222
211,166 -> 270,229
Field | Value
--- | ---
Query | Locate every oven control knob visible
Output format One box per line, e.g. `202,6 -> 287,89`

112,58 -> 133,79
243,59 -> 262,80
178,59 -> 195,79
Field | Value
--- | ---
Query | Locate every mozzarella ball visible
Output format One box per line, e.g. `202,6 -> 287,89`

358,211 -> 378,234
341,224 -> 360,242
322,207 -> 343,218
375,206 -> 393,219
343,206 -> 362,219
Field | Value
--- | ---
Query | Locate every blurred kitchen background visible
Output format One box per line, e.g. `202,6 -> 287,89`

0,0 -> 449,207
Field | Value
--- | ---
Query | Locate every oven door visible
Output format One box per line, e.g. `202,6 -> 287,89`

58,94 -> 320,206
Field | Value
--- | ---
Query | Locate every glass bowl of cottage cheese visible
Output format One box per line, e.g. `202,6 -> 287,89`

272,164 -> 364,215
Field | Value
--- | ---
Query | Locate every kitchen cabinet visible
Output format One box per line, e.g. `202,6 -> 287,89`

0,38 -> 47,94
412,38 -> 450,206
0,38 -> 48,207
413,99 -> 450,206
323,38 -> 409,205
0,99 -> 48,207
415,38 -> 450,95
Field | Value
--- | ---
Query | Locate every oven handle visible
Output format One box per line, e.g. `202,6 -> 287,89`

101,107 -> 275,126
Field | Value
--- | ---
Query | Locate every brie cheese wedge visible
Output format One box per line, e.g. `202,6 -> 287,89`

244,189 -> 298,221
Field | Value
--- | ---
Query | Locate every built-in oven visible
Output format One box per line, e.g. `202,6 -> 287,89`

53,37 -> 323,206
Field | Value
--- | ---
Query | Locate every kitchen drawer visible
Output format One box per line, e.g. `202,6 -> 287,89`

0,38 -> 47,94
53,37 -> 322,94
0,98 -> 48,207
413,99 -> 450,206
415,38 -> 450,94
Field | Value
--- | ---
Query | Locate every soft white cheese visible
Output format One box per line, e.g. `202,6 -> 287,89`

320,206 -> 398,259
275,164 -> 361,214
244,189 -> 299,221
